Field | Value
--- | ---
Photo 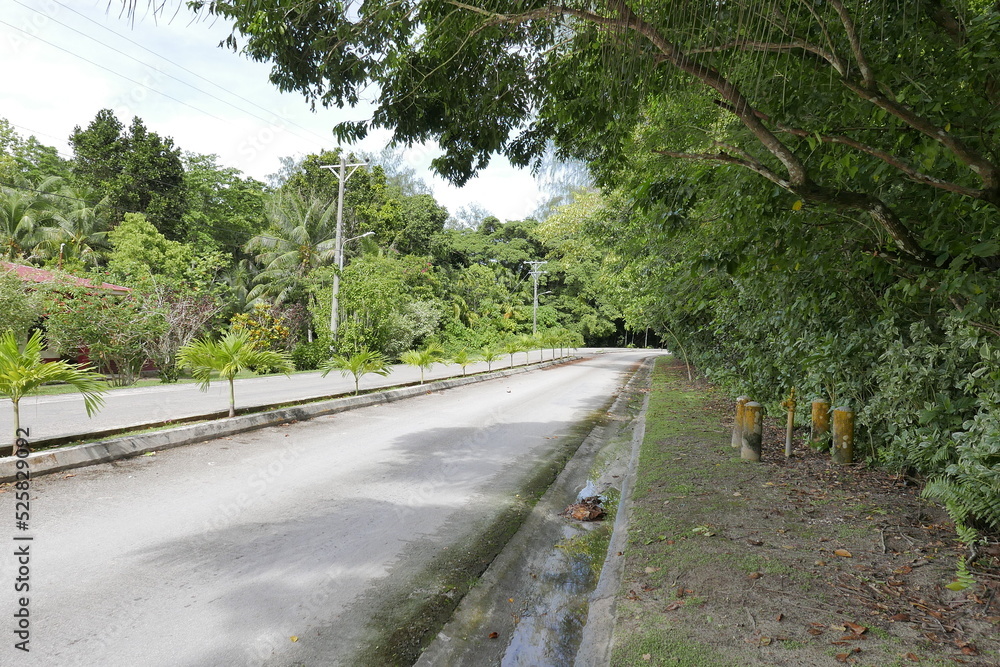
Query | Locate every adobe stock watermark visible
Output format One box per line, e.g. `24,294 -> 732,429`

11,428 -> 33,653
237,113 -> 291,163
4,1 -> 60,57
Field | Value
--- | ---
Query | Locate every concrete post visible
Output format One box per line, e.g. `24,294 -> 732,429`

783,388 -> 796,458
810,398 -> 831,451
740,402 -> 763,462
831,407 -> 855,464
731,396 -> 750,449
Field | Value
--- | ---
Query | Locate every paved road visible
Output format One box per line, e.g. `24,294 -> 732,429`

4,350 -> 571,443
0,349 -> 659,666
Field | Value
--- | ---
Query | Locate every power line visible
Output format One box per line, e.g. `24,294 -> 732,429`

0,18 -> 228,124
33,0 -> 335,147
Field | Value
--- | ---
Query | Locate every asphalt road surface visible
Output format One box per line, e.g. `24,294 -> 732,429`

0,349 -> 659,666
3,351 -> 563,443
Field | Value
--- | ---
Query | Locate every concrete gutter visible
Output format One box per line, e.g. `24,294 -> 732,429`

574,359 -> 654,666
0,359 -> 569,483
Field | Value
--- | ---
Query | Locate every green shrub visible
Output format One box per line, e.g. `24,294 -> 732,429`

291,338 -> 332,371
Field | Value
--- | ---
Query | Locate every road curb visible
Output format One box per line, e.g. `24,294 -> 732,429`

0,359 -> 571,483
574,356 -> 656,666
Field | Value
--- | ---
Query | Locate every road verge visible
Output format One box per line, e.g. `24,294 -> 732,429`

608,357 -> 999,666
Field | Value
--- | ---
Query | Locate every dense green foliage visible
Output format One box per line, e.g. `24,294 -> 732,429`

187,0 -> 1000,538
70,110 -> 188,239
0,271 -> 41,341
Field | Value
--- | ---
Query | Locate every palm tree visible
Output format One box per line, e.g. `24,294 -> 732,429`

449,348 -> 480,376
177,329 -> 294,418
0,176 -> 61,261
35,185 -> 110,267
503,339 -> 524,368
245,191 -> 339,305
542,332 -> 561,360
0,330 -> 106,451
400,343 -> 444,384
321,349 -> 391,395
480,346 -> 502,372
517,334 -> 536,364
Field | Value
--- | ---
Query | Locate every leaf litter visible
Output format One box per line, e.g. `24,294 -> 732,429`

612,359 -> 1000,666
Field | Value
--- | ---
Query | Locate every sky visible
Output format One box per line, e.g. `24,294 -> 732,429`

0,0 -> 546,221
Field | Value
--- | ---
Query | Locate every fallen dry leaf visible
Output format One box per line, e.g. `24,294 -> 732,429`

561,496 -> 605,521
290,636 -> 299,643
834,549 -> 853,558
903,653 -> 920,662
844,621 -> 867,635
488,632 -> 499,639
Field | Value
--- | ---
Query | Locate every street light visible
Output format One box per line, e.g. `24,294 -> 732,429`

340,231 -> 375,270
320,155 -> 369,337
524,261 -> 548,335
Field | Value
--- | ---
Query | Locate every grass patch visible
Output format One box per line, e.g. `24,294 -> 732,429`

612,628 -> 736,666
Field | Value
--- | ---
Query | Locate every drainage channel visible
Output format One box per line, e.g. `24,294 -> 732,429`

415,358 -> 655,666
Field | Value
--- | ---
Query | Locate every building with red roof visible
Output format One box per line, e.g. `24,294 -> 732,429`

2,261 -> 133,365
1,261 -> 131,294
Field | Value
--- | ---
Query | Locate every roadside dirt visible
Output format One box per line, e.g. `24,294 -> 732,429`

610,358 -> 1000,666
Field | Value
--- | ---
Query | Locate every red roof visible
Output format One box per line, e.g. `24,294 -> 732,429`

2,262 -> 131,293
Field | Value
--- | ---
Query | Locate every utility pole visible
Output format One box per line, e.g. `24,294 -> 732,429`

524,260 -> 547,336
320,154 -> 368,339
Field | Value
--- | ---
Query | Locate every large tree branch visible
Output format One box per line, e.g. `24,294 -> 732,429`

791,0 -> 846,74
842,79 -> 1000,202
828,0 -> 875,86
653,146 -> 791,189
775,125 -> 987,200
446,0 -> 943,262
687,39 -> 841,73
607,1 -> 809,187
658,146 -> 934,263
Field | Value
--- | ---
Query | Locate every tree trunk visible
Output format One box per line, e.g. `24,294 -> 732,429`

12,398 -> 22,452
227,378 -> 236,418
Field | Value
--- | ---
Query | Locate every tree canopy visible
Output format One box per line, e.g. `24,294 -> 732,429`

70,110 -> 188,239
195,0 -> 999,265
